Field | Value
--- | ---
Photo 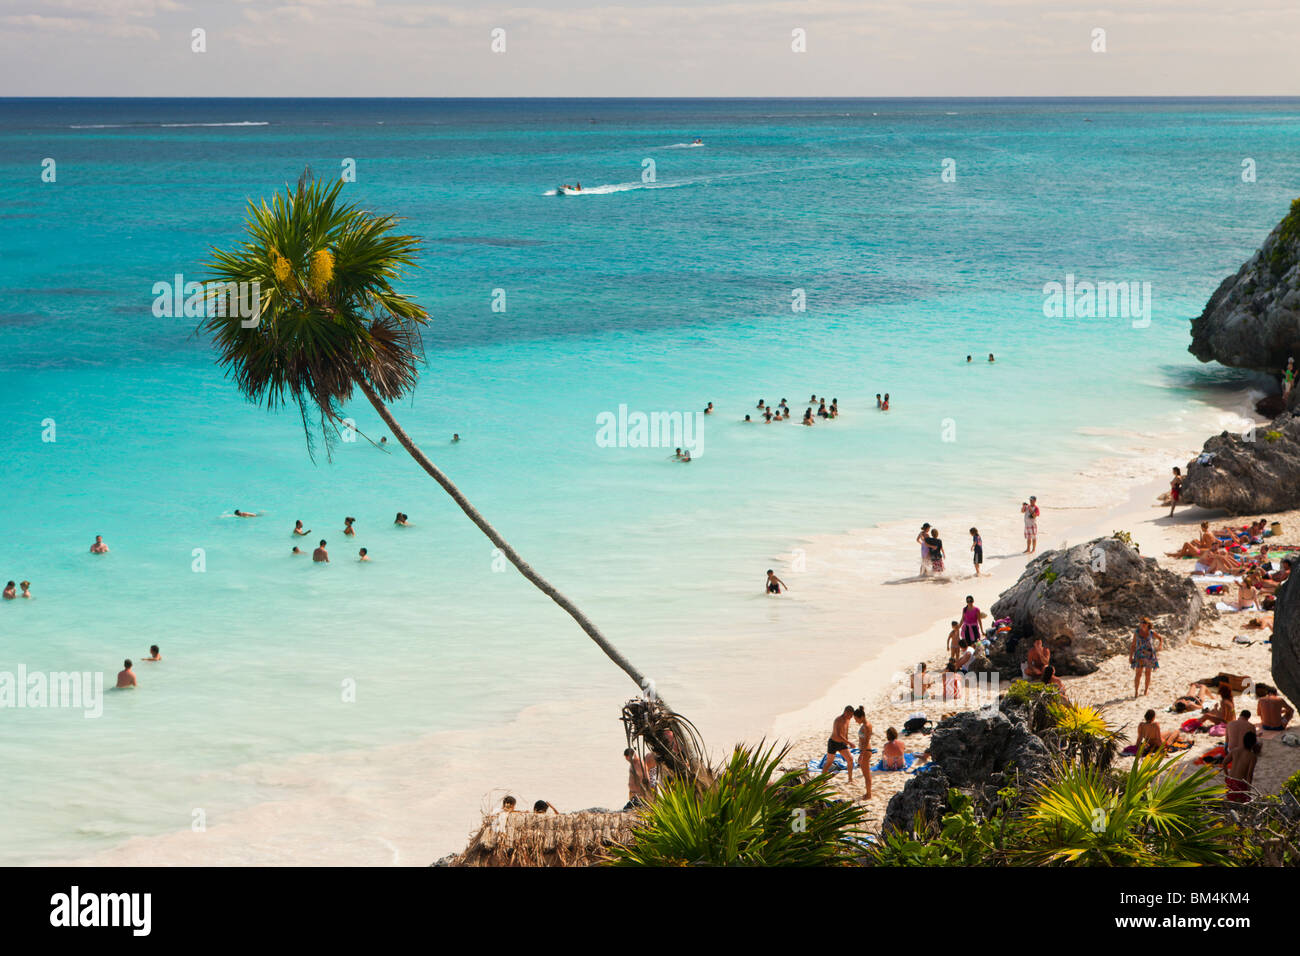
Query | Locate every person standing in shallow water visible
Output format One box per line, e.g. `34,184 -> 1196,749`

916,523 -> 932,576
765,569 -> 788,594
970,527 -> 983,576
927,528 -> 945,575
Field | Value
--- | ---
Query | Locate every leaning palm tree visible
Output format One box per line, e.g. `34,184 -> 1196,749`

201,173 -> 706,779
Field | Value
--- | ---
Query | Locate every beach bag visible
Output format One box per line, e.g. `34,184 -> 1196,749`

902,716 -> 933,736
1205,585 -> 1226,594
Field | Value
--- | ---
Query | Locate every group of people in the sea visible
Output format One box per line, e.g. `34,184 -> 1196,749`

728,394 -> 845,425
2,579 -> 32,600
285,513 -> 412,562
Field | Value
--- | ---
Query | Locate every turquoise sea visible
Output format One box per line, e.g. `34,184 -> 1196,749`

1,98 -> 1297,863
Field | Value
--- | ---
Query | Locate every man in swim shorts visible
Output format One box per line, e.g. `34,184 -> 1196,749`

823,706 -> 856,783
1022,497 -> 1039,554
765,569 -> 788,594
1256,685 -> 1294,731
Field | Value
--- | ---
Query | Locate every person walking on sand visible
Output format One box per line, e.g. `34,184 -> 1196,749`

970,527 -> 983,576
927,528 -> 945,575
1129,616 -> 1162,697
916,523 -> 932,576
822,706 -> 856,784
1168,467 -> 1183,517
1021,497 -> 1040,554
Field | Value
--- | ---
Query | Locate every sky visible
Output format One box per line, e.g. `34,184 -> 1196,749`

1,0 -> 1298,97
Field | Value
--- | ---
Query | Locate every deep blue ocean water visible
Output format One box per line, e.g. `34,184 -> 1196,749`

1,98 -> 1297,862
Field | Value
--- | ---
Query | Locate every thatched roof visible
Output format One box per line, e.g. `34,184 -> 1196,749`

446,810 -> 638,867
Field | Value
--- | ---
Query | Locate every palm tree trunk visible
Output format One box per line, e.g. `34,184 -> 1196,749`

356,378 -> 651,693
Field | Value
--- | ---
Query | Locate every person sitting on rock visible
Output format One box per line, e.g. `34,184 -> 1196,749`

1023,638 -> 1050,679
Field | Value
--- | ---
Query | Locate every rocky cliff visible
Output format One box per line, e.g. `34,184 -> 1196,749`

988,537 -> 1204,676
1189,198 -> 1300,407
1179,412 -> 1300,514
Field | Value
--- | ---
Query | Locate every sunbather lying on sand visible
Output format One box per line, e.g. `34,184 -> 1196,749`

1193,542 -> 1244,575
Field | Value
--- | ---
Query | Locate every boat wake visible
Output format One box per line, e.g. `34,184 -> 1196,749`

69,121 -> 270,129
543,180 -> 691,197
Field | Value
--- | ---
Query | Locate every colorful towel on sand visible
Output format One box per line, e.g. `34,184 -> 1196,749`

1180,718 -> 1205,733
1121,739 -> 1192,757
1195,745 -> 1226,765
807,748 -> 873,774
1209,722 -> 1227,737
873,753 -> 917,772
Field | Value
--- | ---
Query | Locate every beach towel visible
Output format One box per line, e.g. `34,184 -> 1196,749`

1209,723 -> 1227,737
807,748 -> 873,774
1180,718 -> 1203,733
1194,745 -> 1226,765
873,753 -> 917,772
1215,601 -> 1249,612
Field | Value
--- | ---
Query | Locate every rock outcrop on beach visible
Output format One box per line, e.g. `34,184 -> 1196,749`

988,538 -> 1203,676
1178,412 -> 1300,514
1189,199 -> 1300,397
1272,577 -> 1300,711
882,710 -> 1050,834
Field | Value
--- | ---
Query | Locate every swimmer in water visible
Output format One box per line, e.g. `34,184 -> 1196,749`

988,353 -> 995,363
358,547 -> 369,561
313,540 -> 330,563
765,569 -> 788,594
802,408 -> 815,425
380,437 -> 387,445
343,516 -> 356,536
704,402 -> 713,415
293,520 -> 311,536
394,512 -> 410,526
292,546 -> 303,555
680,449 -> 692,462
452,434 -> 460,443
743,414 -> 752,422
233,508 -> 259,517
90,535 -> 109,554
19,580 -> 31,599
144,645 -> 161,662
116,659 -> 137,689
881,393 -> 890,411
2,581 -> 15,600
